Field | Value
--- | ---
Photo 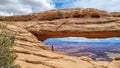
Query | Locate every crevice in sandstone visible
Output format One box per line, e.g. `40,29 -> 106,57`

63,58 -> 77,63
18,59 -> 56,68
15,50 -> 31,54
25,60 -> 56,68
15,49 -> 64,60
55,21 -> 66,31
32,53 -> 63,59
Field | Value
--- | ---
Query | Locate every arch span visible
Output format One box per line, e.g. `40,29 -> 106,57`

8,18 -> 120,41
1,8 -> 120,41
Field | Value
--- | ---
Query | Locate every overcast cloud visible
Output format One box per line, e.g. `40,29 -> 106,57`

0,0 -> 120,16
0,0 -> 54,16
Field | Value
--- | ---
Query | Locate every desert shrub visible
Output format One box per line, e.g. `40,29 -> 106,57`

0,23 -> 6,29
0,23 -> 21,68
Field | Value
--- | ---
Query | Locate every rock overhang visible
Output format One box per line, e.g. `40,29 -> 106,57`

0,8 -> 120,41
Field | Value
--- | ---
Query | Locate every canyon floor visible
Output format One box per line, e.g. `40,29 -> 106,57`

43,41 -> 120,61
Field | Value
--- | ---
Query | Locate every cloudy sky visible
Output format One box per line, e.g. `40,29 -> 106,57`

0,0 -> 120,16
44,37 -> 120,43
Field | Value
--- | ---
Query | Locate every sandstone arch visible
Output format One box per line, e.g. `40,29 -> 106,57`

3,18 -> 120,68
1,8 -> 120,41
3,17 -> 120,41
0,8 -> 120,68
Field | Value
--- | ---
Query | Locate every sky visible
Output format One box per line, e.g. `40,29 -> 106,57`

0,0 -> 120,16
44,37 -> 120,43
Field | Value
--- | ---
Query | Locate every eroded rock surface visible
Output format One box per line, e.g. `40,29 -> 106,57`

1,8 -> 120,41
0,8 -> 111,21
0,8 -> 120,68
3,23 -> 120,68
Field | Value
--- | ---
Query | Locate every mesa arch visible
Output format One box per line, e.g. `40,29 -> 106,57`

26,18 -> 120,41
3,17 -> 120,41
1,8 -> 120,41
5,23 -> 120,68
1,8 -> 120,68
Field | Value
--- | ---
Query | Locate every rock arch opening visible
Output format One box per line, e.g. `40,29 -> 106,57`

43,37 -> 120,61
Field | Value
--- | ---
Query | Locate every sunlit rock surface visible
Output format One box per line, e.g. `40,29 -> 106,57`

1,8 -> 120,41
0,8 -> 120,68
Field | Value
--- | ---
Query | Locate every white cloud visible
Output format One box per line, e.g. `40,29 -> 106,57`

0,0 -> 120,16
0,0 -> 55,16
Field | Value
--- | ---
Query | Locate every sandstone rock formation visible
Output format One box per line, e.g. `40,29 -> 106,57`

111,12 -> 120,17
1,8 -> 120,41
0,8 -> 120,68
0,8 -> 111,21
3,23 -> 120,68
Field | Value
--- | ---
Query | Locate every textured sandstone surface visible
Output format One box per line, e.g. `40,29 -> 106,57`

0,8 -> 111,21
0,8 -> 120,68
2,8 -> 120,41
6,17 -> 120,41
4,24 -> 120,68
